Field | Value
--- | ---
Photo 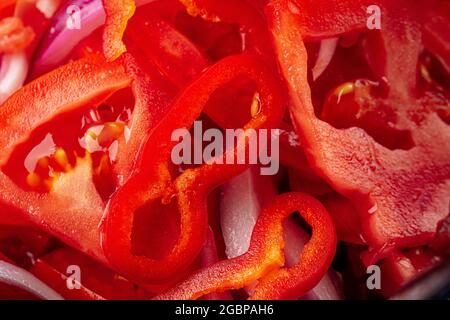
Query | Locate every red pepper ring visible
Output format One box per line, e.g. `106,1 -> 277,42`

154,192 -> 337,300
101,54 -> 285,284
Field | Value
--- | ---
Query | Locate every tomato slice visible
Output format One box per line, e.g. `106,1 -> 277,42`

267,0 -> 450,262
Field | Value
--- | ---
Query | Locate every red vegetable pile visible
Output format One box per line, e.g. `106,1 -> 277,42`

0,0 -> 448,300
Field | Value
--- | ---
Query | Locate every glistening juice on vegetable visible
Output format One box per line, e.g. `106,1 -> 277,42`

0,0 -> 448,301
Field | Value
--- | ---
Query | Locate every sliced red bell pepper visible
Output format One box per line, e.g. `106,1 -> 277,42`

0,52 -> 172,265
155,192 -> 336,300
0,251 -> 43,300
127,1 -> 277,131
112,53 -> 175,184
0,0 -> 15,19
102,0 -> 136,61
30,247 -> 153,300
0,54 -> 131,163
0,56 -> 130,261
200,227 -> 233,300
0,204 -> 33,227
0,154 -> 107,262
284,0 -> 388,40
102,54 -> 285,284
31,259 -> 104,300
14,0 -> 59,57
267,0 -> 450,262
125,11 -> 208,88
180,0 -> 273,58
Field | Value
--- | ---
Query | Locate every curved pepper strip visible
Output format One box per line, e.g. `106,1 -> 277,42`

130,17 -> 303,176
113,53 -> 175,185
154,192 -> 337,300
127,3 -> 282,132
126,11 -> 237,126
126,10 -> 252,129
102,54 -> 285,284
267,0 -> 450,262
284,0 -> 386,40
200,227 -> 233,300
102,0 -> 136,61
145,23 -> 306,182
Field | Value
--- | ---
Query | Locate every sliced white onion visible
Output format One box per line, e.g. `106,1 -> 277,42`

0,260 -> 63,300
0,52 -> 28,104
220,167 -> 277,258
311,38 -> 339,81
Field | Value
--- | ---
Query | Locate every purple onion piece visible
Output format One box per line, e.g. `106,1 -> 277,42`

32,0 -> 106,77
31,0 -> 158,77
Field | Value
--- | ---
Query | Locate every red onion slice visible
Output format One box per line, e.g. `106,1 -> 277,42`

0,52 -> 28,104
311,37 -> 338,81
32,0 -> 106,76
0,260 -> 63,300
32,0 -> 157,77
